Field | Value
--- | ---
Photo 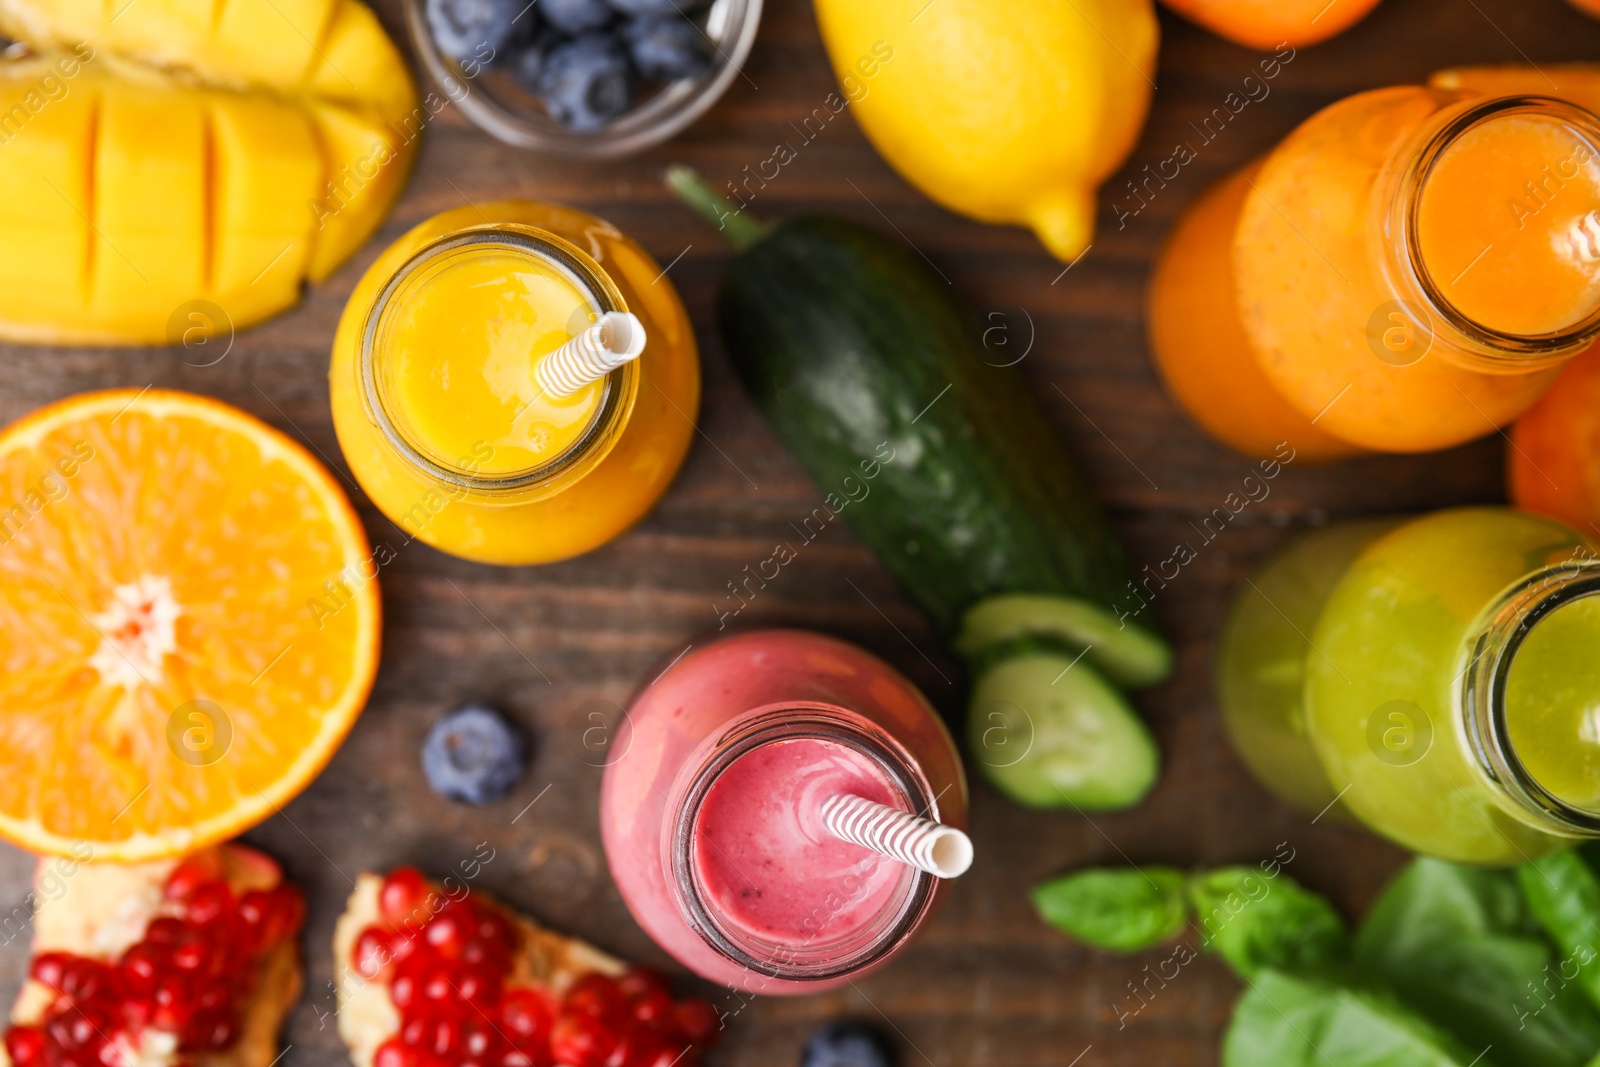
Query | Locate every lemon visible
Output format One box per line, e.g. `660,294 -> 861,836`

814,0 -> 1158,261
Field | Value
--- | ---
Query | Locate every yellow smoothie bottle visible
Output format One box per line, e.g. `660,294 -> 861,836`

329,202 -> 700,565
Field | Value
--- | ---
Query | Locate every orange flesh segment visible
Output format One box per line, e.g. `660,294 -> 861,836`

0,389 -> 379,861
1418,113 -> 1600,336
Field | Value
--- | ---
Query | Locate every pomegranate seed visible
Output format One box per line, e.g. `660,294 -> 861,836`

5,1025 -> 47,1067
629,990 -> 673,1028
119,944 -> 162,992
549,1011 -> 617,1067
456,966 -> 502,1007
61,960 -> 115,1004
499,988 -> 552,1044
424,1017 -> 461,1057
375,1037 -> 419,1067
498,1051 -> 541,1067
122,996 -> 154,1031
563,974 -> 625,1024
620,1036 -> 686,1067
421,965 -> 459,1003
172,942 -> 207,972
672,1000 -> 719,1046
390,972 -> 420,1011
164,857 -> 220,902
184,882 -> 233,927
355,927 -> 396,981
263,885 -> 306,943
460,1020 -> 495,1059
424,909 -> 470,959
474,910 -> 518,950
380,868 -> 434,925
30,952 -> 73,991
462,939 -> 512,970
616,969 -> 669,1003
15,861 -> 293,1067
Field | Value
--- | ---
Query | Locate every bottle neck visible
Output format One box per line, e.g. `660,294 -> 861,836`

1378,95 -> 1600,372
1462,558 -> 1600,836
666,707 -> 938,983
358,225 -> 637,504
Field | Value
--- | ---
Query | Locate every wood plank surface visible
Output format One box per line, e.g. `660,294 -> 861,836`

4,0 -> 1600,1063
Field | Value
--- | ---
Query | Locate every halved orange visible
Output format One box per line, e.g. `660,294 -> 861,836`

0,388 -> 380,861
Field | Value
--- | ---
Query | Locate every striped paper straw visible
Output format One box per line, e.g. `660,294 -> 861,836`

819,794 -> 974,879
534,311 -> 647,398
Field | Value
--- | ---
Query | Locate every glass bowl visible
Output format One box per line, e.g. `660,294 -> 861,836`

406,0 -> 762,159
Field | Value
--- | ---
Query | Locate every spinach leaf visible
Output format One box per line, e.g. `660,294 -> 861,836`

1031,866 -> 1187,952
1356,858 -> 1600,1067
1518,851 -> 1600,1013
1189,866 -> 1349,979
1222,968 -> 1482,1067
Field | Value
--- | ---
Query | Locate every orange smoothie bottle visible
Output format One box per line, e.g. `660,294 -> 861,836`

329,202 -> 699,565
1150,91 -> 1600,457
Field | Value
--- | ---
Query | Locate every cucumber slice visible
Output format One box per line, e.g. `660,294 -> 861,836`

967,646 -> 1160,811
955,593 -> 1173,689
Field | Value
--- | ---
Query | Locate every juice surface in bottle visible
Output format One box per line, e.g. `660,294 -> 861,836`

1220,508 -> 1600,864
329,201 -> 700,565
1150,87 -> 1600,458
599,630 -> 967,993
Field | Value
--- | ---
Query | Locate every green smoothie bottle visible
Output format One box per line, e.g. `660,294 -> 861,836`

1220,507 -> 1600,864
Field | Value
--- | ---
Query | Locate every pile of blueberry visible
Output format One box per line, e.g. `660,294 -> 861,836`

426,0 -> 713,131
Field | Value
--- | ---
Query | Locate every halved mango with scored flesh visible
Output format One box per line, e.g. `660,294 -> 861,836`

0,0 -> 418,345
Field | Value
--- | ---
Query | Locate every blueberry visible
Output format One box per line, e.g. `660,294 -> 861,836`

539,0 -> 612,33
608,0 -> 708,16
538,34 -> 634,130
425,0 -> 528,62
422,704 -> 526,805
513,31 -> 556,91
800,1022 -> 894,1067
621,16 -> 709,81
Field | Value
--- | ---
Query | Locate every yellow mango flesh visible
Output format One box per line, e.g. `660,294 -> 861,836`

0,0 -> 417,345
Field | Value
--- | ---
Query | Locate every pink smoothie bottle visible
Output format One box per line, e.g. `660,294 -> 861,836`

598,629 -> 968,994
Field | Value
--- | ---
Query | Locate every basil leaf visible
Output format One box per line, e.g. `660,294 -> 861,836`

1031,866 -> 1187,952
1518,851 -> 1600,1014
1356,859 -> 1600,1067
1189,866 -> 1349,979
1223,968 -> 1480,1067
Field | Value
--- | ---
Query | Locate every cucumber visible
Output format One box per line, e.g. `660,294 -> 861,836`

669,166 -> 1167,811
955,593 -> 1172,689
968,644 -> 1159,810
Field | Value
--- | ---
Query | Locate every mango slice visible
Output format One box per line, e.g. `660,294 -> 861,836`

0,0 -> 417,345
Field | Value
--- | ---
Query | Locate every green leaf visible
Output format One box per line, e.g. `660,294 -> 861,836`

1355,858 -> 1536,955
1189,866 -> 1349,979
1031,867 -> 1188,952
1356,859 -> 1600,1067
1518,851 -> 1600,1014
1222,968 -> 1481,1067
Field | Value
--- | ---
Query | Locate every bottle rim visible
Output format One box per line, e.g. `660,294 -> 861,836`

1390,94 -> 1600,368
357,224 -> 637,497
1462,557 -> 1600,834
665,705 -> 939,983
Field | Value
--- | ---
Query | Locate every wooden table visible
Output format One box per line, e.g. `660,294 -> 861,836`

4,0 -> 1599,1063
